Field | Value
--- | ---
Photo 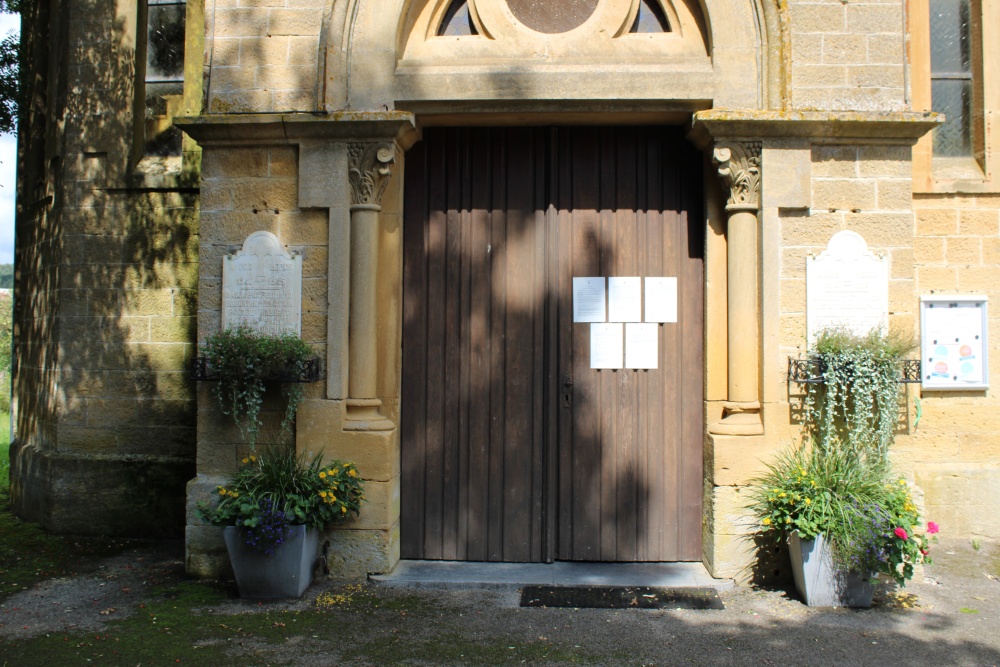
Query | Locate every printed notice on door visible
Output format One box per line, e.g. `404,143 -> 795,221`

625,323 -> 658,369
573,277 -> 606,323
590,323 -> 623,369
608,277 -> 642,322
644,277 -> 677,323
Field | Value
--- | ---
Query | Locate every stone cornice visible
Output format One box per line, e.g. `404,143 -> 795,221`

689,110 -> 942,147
174,111 -> 419,148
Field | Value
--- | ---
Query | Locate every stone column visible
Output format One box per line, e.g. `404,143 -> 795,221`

344,141 -> 396,431
711,141 -> 763,435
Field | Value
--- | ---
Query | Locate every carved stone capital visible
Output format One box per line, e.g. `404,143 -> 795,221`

712,141 -> 761,211
347,142 -> 396,208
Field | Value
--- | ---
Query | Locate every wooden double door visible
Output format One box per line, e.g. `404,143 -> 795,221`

401,126 -> 704,563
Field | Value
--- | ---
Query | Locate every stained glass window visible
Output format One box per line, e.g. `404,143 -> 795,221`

929,0 -> 973,157
438,0 -> 479,36
630,0 -> 670,33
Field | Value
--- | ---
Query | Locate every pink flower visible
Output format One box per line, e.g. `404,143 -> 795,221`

894,527 -> 909,540
920,549 -> 929,556
926,521 -> 939,534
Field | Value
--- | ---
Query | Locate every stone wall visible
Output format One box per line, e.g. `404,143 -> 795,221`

186,144 -> 330,574
205,0 -> 323,113
908,194 -> 1000,537
10,0 -> 200,536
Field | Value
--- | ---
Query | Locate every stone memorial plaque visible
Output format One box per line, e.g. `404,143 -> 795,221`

222,231 -> 302,336
806,231 -> 888,346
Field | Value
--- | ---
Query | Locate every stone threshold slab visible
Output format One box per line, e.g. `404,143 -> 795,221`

370,560 -> 733,591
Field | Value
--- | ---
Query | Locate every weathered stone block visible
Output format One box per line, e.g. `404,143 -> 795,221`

202,147 -> 269,179
916,208 -> 958,236
959,209 -> 1000,236
916,266 -> 958,290
822,33 -> 867,64
321,524 -> 399,579
267,8 -> 323,36
213,8 -> 269,37
790,3 -> 845,32
875,178 -> 912,210
813,178 -> 877,211
914,236 -> 945,264
946,237 -> 982,265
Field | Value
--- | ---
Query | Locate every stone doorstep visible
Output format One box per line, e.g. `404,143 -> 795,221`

369,561 -> 734,592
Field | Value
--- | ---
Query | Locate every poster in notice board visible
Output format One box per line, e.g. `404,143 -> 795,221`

920,295 -> 989,391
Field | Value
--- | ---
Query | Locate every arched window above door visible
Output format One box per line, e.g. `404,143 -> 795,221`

438,0 -> 480,36
409,0 -> 708,61
630,0 -> 671,33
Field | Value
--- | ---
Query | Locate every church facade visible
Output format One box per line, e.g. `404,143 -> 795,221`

10,0 -> 1000,579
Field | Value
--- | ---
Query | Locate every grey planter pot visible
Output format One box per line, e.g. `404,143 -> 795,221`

788,533 -> 876,608
223,524 -> 320,599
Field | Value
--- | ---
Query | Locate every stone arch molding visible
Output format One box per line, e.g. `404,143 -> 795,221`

322,0 -> 787,111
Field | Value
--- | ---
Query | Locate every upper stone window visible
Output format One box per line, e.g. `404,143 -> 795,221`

929,0 -> 973,157
438,0 -> 479,36
629,0 -> 670,33
141,0 -> 187,156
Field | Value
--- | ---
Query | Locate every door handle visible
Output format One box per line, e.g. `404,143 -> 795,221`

561,372 -> 572,408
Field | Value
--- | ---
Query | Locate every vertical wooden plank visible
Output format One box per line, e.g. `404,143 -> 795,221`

570,127 -> 605,561
422,131 -> 449,560
678,134 -> 706,561
640,129 -> 665,561
614,127 -> 638,562
502,126 -> 537,562
441,129 -> 464,560
466,127 -> 492,561
400,134 -> 428,559
456,128 -> 474,560
530,127 -> 547,562
487,128 -> 508,561
556,127 -> 579,561
544,127 -> 562,564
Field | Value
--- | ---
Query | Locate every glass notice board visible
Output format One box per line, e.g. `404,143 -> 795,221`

920,295 -> 989,391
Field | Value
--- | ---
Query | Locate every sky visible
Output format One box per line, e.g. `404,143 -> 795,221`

0,14 -> 20,266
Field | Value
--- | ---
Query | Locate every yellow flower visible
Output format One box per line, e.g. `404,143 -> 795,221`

804,498 -> 811,505
218,487 -> 227,496
779,493 -> 787,498
762,517 -> 772,526
231,492 -> 239,498
899,479 -> 907,485
772,488 -> 781,493
785,516 -> 791,524
341,506 -> 347,513
329,495 -> 336,503
332,469 -> 339,476
319,471 -> 327,479
811,480 -> 817,487
348,470 -> 358,478
320,491 -> 328,498
249,455 -> 256,462
241,458 -> 249,464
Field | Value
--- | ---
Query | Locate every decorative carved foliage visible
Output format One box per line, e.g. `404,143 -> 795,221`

712,141 -> 762,210
348,142 -> 396,207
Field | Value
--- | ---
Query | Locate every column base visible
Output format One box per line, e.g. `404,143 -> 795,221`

344,398 -> 395,431
710,401 -> 763,435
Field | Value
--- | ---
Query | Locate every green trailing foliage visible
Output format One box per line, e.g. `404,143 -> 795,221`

748,328 -> 937,586
200,325 -> 314,447
806,328 -> 917,461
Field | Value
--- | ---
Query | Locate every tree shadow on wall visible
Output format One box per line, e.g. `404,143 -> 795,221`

11,0 -> 198,537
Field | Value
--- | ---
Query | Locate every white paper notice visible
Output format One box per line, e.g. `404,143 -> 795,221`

625,323 -> 658,369
608,277 -> 642,322
573,277 -> 606,323
590,323 -> 623,369
644,277 -> 678,323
